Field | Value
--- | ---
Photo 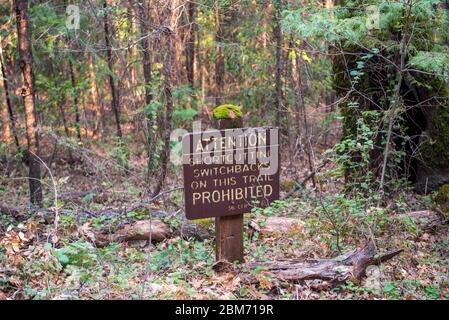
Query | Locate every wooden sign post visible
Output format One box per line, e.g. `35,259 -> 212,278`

182,105 -> 280,263
215,114 -> 245,263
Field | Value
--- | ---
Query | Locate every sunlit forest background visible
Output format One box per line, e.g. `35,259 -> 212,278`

0,0 -> 448,300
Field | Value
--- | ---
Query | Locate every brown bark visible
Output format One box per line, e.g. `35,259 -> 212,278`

186,0 -> 196,90
135,0 -> 153,106
69,58 -> 81,140
152,3 -> 174,197
88,53 -> 104,135
294,46 -> 315,186
0,85 -> 11,144
93,220 -> 171,247
247,242 -> 403,285
0,38 -> 20,148
103,0 -> 123,140
127,0 -> 137,92
214,0 -> 224,105
273,0 -> 283,128
134,0 -> 156,177
14,0 -> 42,206
215,114 -> 245,264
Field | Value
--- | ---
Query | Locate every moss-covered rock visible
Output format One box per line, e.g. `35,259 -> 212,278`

212,104 -> 243,120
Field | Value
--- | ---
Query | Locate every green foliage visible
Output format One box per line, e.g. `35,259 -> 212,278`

54,241 -> 97,268
409,51 -> 449,78
173,108 -> 198,123
150,239 -> 214,274
383,281 -> 400,299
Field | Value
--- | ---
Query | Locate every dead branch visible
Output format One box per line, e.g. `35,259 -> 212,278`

246,242 -> 403,285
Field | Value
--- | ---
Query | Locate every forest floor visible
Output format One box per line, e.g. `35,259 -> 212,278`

0,129 -> 448,300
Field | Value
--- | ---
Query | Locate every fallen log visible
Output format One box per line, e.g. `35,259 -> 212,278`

246,242 -> 403,284
248,216 -> 305,237
94,220 -> 171,246
92,218 -> 213,246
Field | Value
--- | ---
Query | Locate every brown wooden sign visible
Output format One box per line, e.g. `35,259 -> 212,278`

182,127 -> 279,220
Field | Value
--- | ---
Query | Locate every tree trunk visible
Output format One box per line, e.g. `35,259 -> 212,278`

127,0 -> 137,93
88,53 -> 104,135
134,0 -> 157,177
103,0 -> 123,140
214,0 -> 224,105
14,0 -> 42,206
186,0 -> 196,91
294,47 -> 315,186
69,58 -> 81,140
0,37 -> 20,149
0,80 -> 11,144
152,3 -> 174,197
273,0 -> 283,128
135,0 -> 152,106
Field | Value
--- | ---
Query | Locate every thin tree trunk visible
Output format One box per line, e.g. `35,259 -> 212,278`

186,0 -> 196,90
214,0 -> 224,105
88,53 -> 104,135
273,0 -> 283,128
14,0 -> 42,206
0,37 -> 20,149
379,1 -> 412,195
0,82 -> 11,144
69,58 -> 81,140
103,0 -> 123,140
135,0 -> 152,106
198,28 -> 207,106
295,47 -> 316,187
152,4 -> 174,197
135,0 -> 157,177
127,0 -> 137,92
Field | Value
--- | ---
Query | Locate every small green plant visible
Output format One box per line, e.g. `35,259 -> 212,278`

54,241 -> 97,268
383,281 -> 400,299
424,283 -> 441,300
